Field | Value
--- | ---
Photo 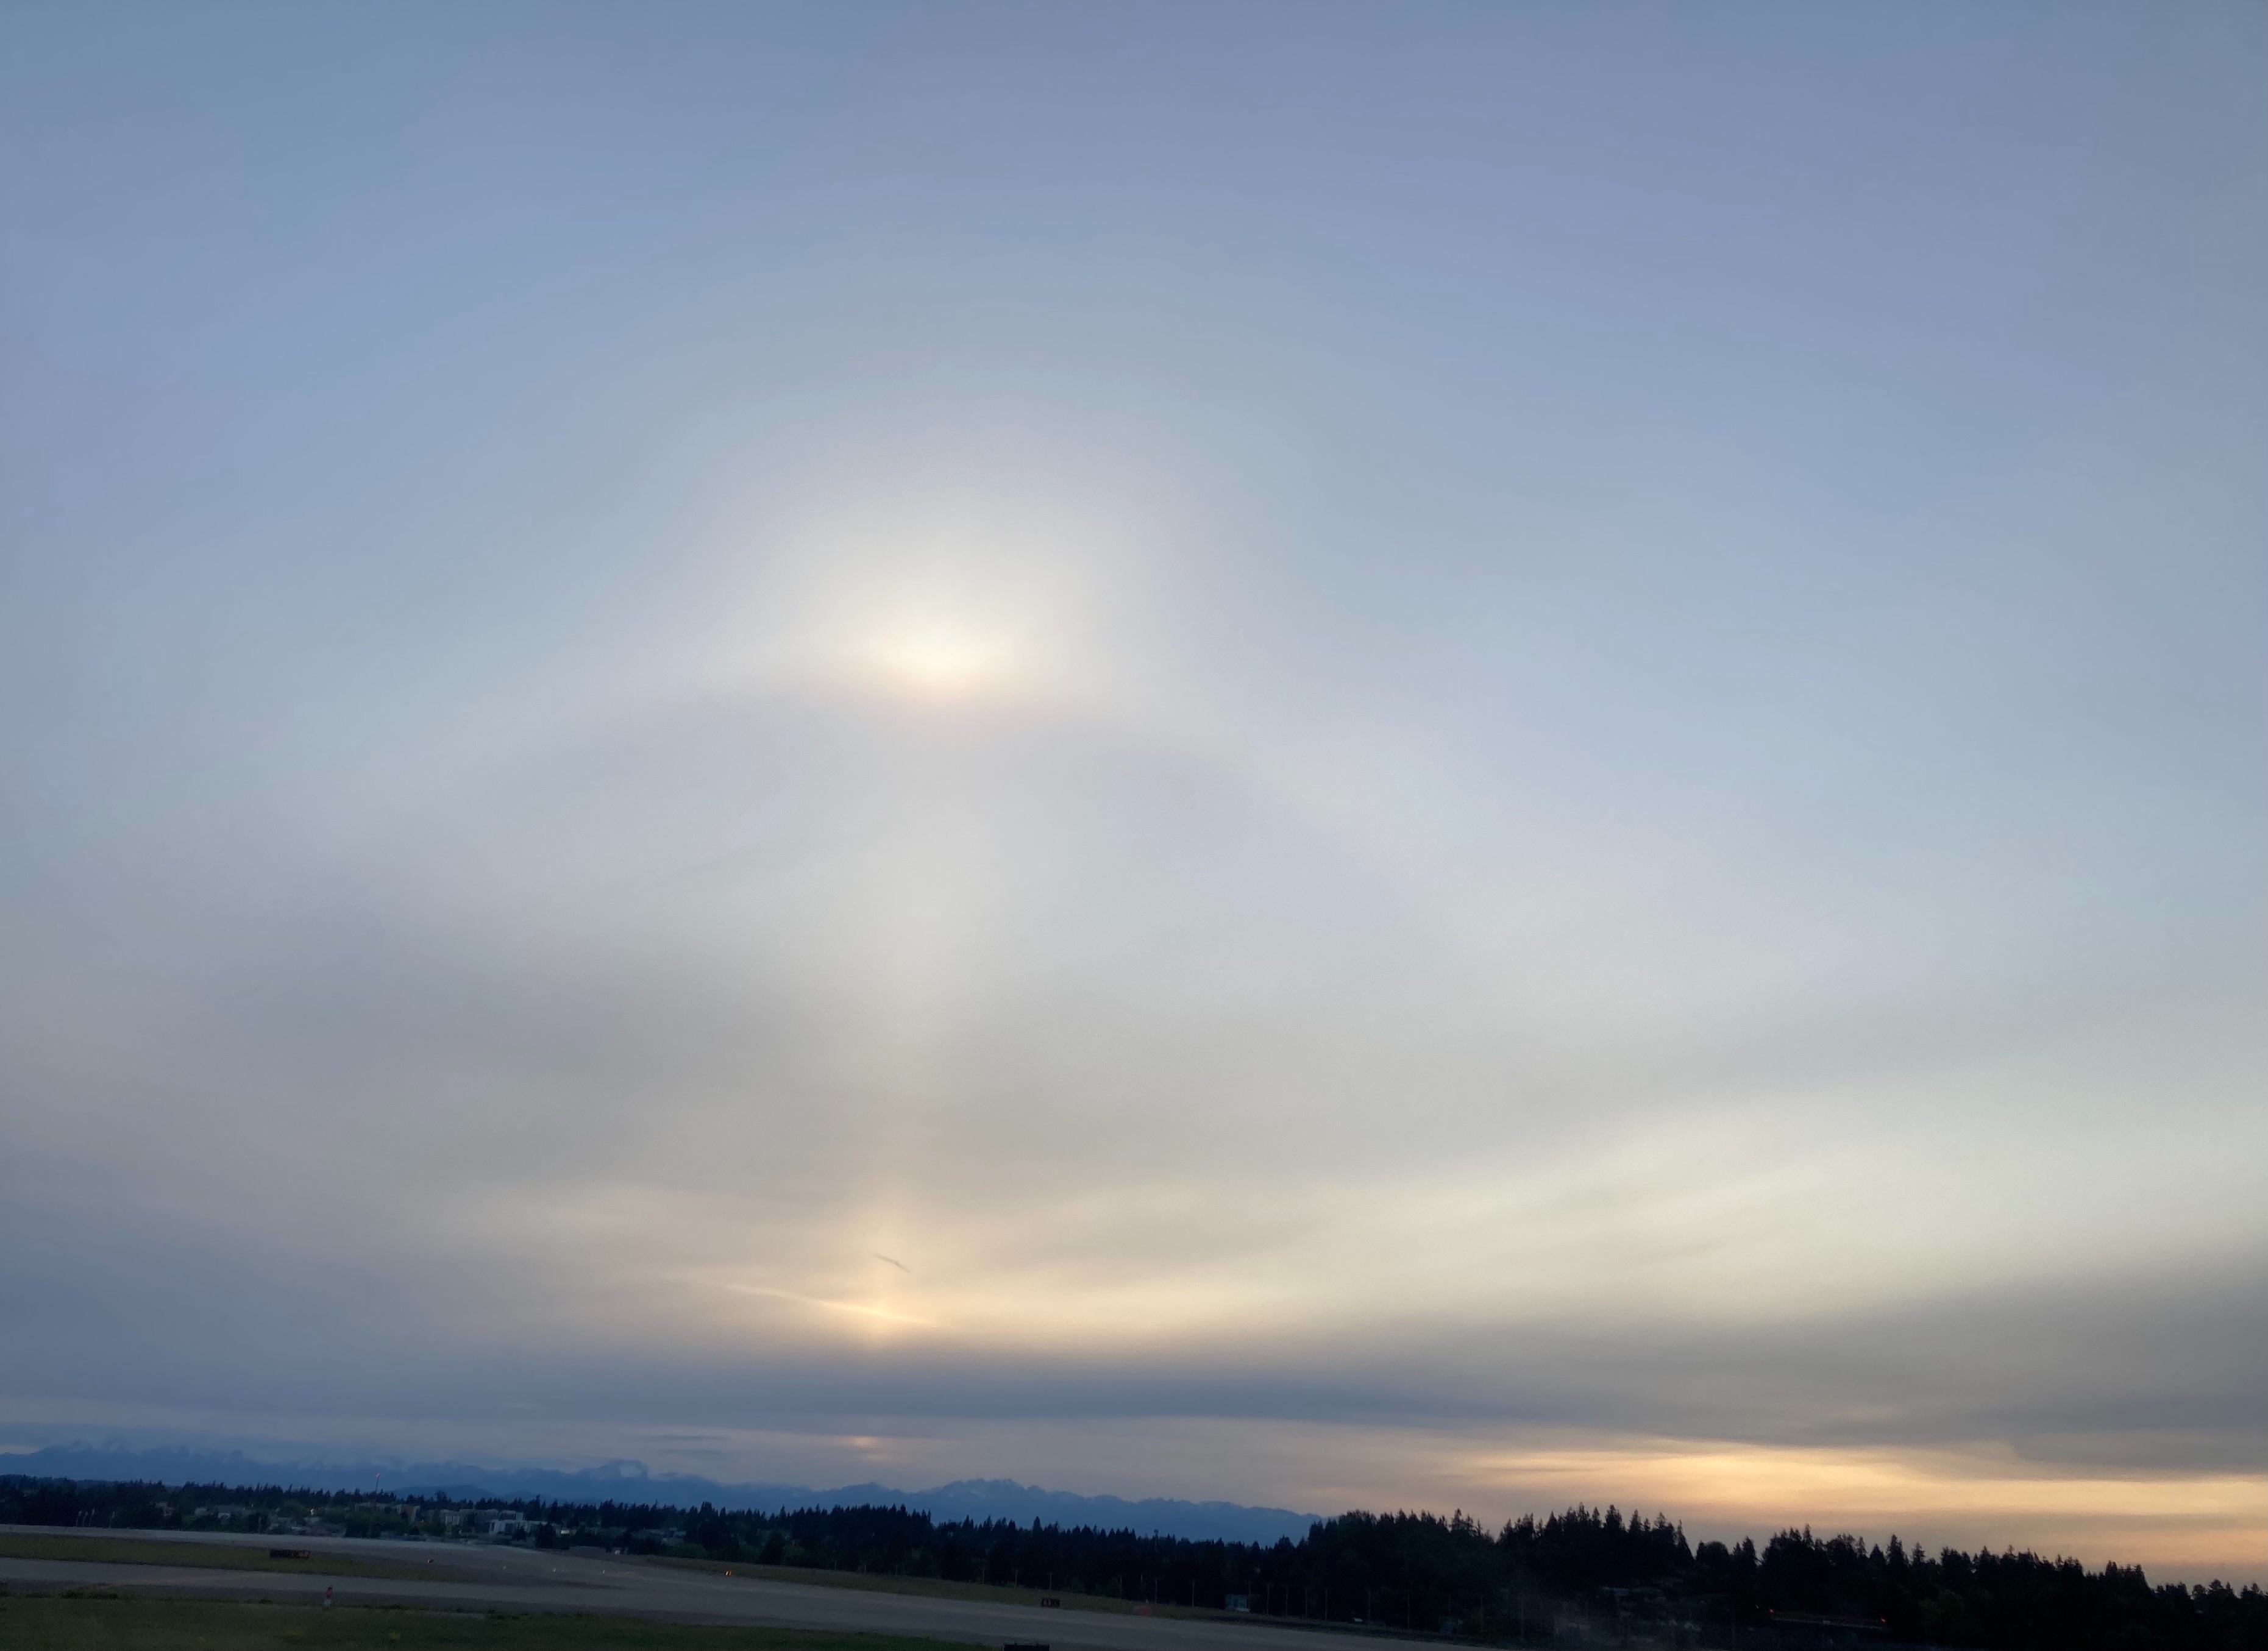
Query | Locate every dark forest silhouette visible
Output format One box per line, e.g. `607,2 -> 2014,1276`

6,1475 -> 2261,1650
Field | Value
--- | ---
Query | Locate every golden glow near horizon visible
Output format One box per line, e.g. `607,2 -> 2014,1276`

722,1282 -> 947,1334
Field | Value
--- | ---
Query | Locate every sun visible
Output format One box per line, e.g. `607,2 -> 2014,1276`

856,623 -> 1013,699
842,602 -> 1042,702
729,495 -> 1119,709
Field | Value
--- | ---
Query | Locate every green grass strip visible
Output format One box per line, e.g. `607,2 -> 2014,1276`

0,1596 -> 970,1651
0,1534 -> 472,1583
650,1559 -> 1226,1621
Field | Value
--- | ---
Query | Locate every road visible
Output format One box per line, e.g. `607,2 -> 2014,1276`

0,1527 -> 1432,1651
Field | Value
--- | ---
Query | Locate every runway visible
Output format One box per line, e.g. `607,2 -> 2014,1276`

0,1527 -> 1433,1651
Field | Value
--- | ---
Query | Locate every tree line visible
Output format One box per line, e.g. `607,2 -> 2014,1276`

4,1474 -> 2260,1650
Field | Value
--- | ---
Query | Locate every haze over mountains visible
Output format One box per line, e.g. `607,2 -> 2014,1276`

0,1444 -> 1320,1545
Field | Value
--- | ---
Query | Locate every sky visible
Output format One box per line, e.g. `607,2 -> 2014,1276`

2,1 -> 2263,1582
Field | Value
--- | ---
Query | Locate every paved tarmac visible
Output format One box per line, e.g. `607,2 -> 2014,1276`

0,1527 -> 1428,1651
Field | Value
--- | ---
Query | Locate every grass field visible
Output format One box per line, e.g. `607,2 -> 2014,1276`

0,1534 -> 474,1583
0,1596 -> 967,1651
647,1558 -> 1223,1623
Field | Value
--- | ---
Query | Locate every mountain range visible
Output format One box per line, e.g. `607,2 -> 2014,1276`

0,1444 -> 1323,1545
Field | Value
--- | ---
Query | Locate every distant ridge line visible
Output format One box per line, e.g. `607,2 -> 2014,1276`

0,1444 -> 1323,1546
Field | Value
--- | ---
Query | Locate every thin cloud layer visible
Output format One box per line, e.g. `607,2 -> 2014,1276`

2,1 -> 2262,1583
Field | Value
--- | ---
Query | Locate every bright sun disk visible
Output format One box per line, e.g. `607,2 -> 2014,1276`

857,624 -> 1015,698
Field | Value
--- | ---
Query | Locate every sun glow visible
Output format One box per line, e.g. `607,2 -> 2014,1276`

716,489 -> 1134,712
853,621 -> 1020,700
723,1282 -> 947,1332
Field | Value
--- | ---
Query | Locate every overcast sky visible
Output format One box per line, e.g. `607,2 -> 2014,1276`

2,2 -> 2262,1581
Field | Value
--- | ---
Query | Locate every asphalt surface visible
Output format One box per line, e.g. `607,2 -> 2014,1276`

0,1527 -> 1431,1651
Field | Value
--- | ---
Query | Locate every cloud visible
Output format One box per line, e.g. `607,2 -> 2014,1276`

1,0 -> 2262,1588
